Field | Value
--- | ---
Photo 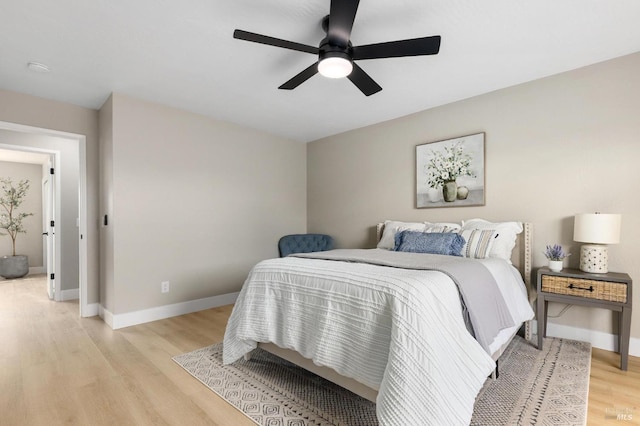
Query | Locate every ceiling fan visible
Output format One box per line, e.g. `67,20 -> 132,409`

233,0 -> 441,96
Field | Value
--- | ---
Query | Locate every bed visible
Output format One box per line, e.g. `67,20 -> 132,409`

223,219 -> 534,425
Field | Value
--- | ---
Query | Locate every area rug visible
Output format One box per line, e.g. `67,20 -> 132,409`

471,336 -> 590,425
172,336 -> 591,425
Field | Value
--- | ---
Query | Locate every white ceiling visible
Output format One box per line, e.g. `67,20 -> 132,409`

1,0 -> 639,143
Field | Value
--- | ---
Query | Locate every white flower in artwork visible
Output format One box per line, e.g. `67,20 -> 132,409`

425,141 -> 475,189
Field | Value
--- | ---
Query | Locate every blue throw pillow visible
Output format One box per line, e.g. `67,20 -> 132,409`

394,231 -> 464,256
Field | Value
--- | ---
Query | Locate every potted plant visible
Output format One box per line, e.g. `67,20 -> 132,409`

0,177 -> 34,279
544,244 -> 571,272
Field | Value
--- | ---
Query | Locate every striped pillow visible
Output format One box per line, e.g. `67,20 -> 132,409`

458,229 -> 497,259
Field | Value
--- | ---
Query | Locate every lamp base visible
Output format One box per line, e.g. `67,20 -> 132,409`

579,244 -> 609,273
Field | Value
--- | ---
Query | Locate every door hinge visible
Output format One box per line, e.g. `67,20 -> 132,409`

50,168 -> 55,175
50,273 -> 55,280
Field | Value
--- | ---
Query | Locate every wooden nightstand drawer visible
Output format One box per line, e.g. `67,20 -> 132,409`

541,275 -> 627,303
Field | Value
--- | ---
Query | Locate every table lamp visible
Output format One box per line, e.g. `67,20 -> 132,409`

573,213 -> 621,273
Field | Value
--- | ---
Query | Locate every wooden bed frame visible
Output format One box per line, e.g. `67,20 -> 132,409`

253,222 -> 534,402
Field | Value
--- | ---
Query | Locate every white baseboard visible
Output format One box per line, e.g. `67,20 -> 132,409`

28,266 -> 45,275
59,288 -> 79,301
99,291 -> 240,330
99,305 -> 114,328
83,303 -> 100,317
532,319 -> 640,357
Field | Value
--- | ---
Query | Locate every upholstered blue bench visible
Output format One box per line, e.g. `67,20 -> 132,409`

278,234 -> 334,257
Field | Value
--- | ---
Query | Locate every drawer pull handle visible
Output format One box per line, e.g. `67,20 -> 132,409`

568,283 -> 594,292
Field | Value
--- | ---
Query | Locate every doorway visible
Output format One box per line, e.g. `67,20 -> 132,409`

0,122 -> 88,317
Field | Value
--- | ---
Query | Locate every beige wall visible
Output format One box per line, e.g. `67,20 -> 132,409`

0,90 -> 99,302
308,52 -> 640,341
101,94 -> 306,315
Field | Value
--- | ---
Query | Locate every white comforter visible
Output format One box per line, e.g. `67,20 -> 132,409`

223,254 -> 530,425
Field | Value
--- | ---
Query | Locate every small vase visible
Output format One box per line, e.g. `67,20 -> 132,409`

457,186 -> 469,200
427,187 -> 440,203
548,260 -> 563,272
442,180 -> 457,202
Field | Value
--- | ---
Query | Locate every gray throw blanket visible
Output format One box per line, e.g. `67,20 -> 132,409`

292,248 -> 516,353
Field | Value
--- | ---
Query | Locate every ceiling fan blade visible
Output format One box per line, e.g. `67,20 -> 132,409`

234,29 -> 319,55
328,0 -> 360,46
279,62 -> 319,90
352,35 -> 441,60
347,63 -> 382,96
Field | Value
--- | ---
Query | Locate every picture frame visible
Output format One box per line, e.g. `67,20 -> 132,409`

416,132 -> 485,208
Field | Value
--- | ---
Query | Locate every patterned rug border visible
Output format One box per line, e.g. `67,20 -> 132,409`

173,344 -> 377,425
173,336 -> 591,426
172,347 -> 259,426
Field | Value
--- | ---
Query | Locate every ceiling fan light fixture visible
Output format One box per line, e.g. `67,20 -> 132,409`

318,56 -> 353,79
234,3 -> 440,95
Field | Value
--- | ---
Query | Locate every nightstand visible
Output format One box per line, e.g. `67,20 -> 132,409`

536,267 -> 632,370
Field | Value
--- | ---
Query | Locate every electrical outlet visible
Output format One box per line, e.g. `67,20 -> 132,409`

161,281 -> 170,293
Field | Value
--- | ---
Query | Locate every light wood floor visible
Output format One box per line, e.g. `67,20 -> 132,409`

1,276 -> 638,425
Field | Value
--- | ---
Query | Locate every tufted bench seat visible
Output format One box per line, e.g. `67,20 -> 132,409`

278,234 -> 334,258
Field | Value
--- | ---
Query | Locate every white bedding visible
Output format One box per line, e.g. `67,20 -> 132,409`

223,254 -> 533,425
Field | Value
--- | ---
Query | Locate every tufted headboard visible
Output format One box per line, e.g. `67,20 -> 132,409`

278,234 -> 334,258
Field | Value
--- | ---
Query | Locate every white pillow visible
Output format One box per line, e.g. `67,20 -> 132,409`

461,219 -> 523,262
424,221 -> 462,233
377,220 -> 426,250
458,229 -> 497,259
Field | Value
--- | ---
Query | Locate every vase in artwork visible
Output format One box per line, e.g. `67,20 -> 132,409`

457,186 -> 469,200
427,187 -> 440,203
442,180 -> 457,202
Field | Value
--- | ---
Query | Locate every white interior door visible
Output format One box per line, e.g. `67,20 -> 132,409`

42,159 -> 56,299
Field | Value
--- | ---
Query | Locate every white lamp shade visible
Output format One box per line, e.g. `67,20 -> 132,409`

573,213 -> 621,244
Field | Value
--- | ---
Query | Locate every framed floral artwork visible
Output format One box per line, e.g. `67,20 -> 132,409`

416,132 -> 485,208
